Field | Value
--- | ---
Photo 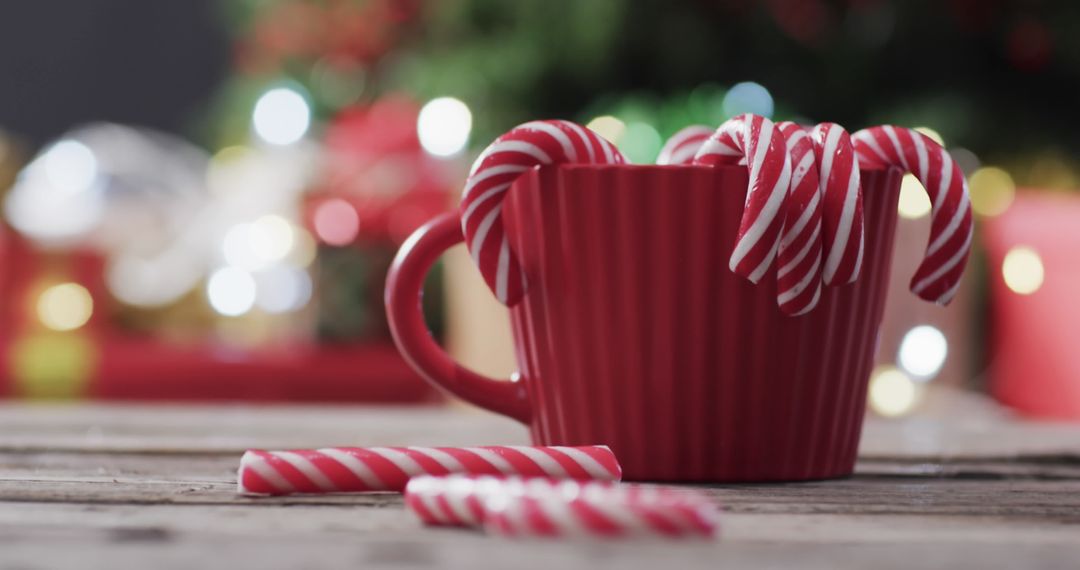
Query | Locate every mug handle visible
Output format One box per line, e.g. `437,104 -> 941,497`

386,212 -> 532,424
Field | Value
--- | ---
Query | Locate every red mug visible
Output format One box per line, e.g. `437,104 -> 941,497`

387,164 -> 902,481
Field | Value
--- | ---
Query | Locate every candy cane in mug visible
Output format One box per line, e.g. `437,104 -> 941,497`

852,126 -> 973,304
656,125 -> 713,165
774,121 -> 823,315
237,445 -> 621,495
693,114 -> 792,284
811,123 -> 864,286
461,121 -> 626,306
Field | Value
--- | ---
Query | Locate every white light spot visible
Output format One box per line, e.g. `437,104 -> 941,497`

1002,246 -> 1044,295
37,283 -> 94,332
255,266 -> 312,314
897,325 -> 948,379
253,87 -> 311,145
207,267 -> 257,317
868,366 -> 921,417
43,140 -> 98,194
417,97 -> 472,157
897,174 -> 932,219
250,215 -> 295,263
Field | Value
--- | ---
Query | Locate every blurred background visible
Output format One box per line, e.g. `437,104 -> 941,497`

0,0 -> 1075,420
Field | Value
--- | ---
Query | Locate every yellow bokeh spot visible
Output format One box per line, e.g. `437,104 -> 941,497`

868,365 -> 920,418
1002,246 -> 1044,295
969,166 -> 1015,217
897,174 -> 932,219
287,227 -> 318,267
586,116 -> 626,145
10,333 -> 96,399
37,283 -> 93,332
913,126 -> 944,146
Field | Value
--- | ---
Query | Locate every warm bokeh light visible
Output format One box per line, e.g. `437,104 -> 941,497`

913,126 -> 944,146
1002,246 -> 1044,295
897,325 -> 948,379
617,122 -> 662,164
36,283 -> 94,332
969,166 -> 1016,217
417,97 -> 472,156
722,81 -> 774,118
287,227 -> 318,267
897,174 -> 932,219
252,87 -> 311,145
868,366 -> 921,418
207,267 -> 257,317
313,199 -> 361,246
586,115 -> 626,144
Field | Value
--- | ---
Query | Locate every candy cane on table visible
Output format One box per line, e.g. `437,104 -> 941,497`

852,126 -> 973,304
237,445 -> 621,496
693,114 -> 792,284
811,123 -> 864,286
774,121 -> 823,315
656,125 -> 713,165
461,120 -> 626,306
483,478 -> 721,539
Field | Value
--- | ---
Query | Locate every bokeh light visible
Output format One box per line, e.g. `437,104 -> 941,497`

617,122 -> 662,164
255,266 -> 313,314
913,126 -> 945,146
313,198 -> 361,246
586,115 -> 626,144
36,283 -> 94,332
417,97 -> 472,156
1002,246 -> 1044,295
968,166 -> 1016,217
897,174 -> 932,219
897,325 -> 948,379
224,216 -> 296,270
721,82 -> 774,118
868,366 -> 921,417
253,87 -> 311,145
207,267 -> 257,317
43,140 -> 98,194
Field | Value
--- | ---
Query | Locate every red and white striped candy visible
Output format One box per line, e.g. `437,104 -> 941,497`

237,445 -> 621,496
852,126 -> 973,304
693,114 -> 792,284
461,120 -> 626,306
812,123 -> 864,286
483,478 -> 721,539
404,474 -> 563,527
774,121 -> 823,315
656,125 -> 713,165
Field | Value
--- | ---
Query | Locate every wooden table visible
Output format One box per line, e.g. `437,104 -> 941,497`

1,393 -> 1078,569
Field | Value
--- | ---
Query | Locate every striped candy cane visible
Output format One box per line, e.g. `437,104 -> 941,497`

237,445 -> 621,496
404,475 -> 560,527
852,126 -> 973,304
656,125 -> 713,165
461,120 -> 626,306
483,478 -> 721,539
812,123 -> 864,286
693,114 -> 792,284
774,121 -> 823,315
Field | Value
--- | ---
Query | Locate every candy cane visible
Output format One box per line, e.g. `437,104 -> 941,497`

812,123 -> 864,286
774,121 -> 823,315
693,114 -> 792,284
483,478 -> 721,539
237,445 -> 621,496
461,120 -> 626,306
852,126 -> 973,304
656,125 -> 713,165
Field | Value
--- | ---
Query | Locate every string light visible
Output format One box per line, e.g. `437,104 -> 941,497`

313,199 -> 360,246
897,325 -> 948,379
722,82 -> 774,119
252,87 -> 311,145
868,366 -> 921,417
207,267 -> 257,317
968,166 -> 1015,217
1002,246 -> 1044,295
897,174 -> 932,219
36,283 -> 94,332
417,97 -> 472,157
586,116 -> 626,144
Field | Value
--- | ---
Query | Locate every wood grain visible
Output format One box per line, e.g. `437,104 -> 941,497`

0,400 -> 1078,570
